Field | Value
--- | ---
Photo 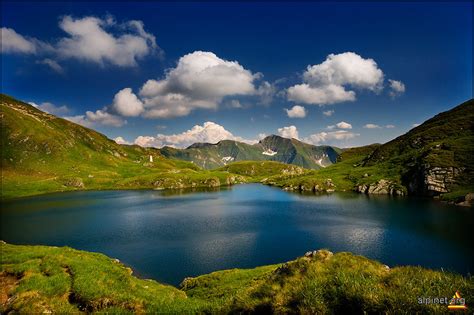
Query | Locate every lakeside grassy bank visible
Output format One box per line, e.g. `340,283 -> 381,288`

1,242 -> 472,314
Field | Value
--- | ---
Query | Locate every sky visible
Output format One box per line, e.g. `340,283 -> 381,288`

1,1 -> 472,148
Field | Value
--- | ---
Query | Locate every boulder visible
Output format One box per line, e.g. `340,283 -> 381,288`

355,180 -> 405,196
304,249 -> 334,260
456,193 -> 474,207
204,177 -> 220,188
368,179 -> 390,194
325,179 -> 335,188
64,177 -> 84,188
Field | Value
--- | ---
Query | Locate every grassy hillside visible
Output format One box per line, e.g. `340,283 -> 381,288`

263,144 -> 404,192
161,140 -> 265,169
2,93 -> 472,202
0,94 -> 244,199
264,100 -> 474,201
217,160 -> 309,180
2,242 -> 472,314
365,99 -> 474,197
161,135 -> 341,170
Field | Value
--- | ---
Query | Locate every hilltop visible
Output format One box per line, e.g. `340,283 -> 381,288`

2,94 -> 472,203
364,99 -> 474,196
160,135 -> 341,169
0,94 -> 246,198
262,99 -> 474,203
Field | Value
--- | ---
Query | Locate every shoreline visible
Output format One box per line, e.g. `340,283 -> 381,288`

1,241 -> 471,313
2,181 -> 471,208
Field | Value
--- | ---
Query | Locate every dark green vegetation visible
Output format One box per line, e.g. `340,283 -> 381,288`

262,143 -> 406,193
1,94 -> 473,203
365,99 -> 474,198
217,160 -> 308,181
2,242 -> 472,314
161,135 -> 341,169
263,99 -> 474,202
0,94 -> 247,199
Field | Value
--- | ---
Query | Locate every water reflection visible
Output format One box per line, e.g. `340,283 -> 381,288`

1,184 -> 473,285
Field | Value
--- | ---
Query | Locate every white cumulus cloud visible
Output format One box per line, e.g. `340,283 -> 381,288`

29,101 -> 70,115
111,88 -> 144,117
137,51 -> 261,118
36,58 -> 64,73
287,83 -> 355,105
287,52 -> 384,105
114,136 -> 131,145
327,121 -> 352,130
2,15 -> 159,68
1,27 -> 38,54
64,109 -> 126,128
256,81 -> 277,105
133,121 -> 256,148
336,121 -> 352,129
322,110 -> 334,117
363,123 -> 381,129
285,105 -> 306,118
56,16 -> 159,67
303,130 -> 359,145
277,125 -> 299,139
388,79 -> 406,98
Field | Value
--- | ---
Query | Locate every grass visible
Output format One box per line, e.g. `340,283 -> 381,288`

2,94 -> 472,202
1,243 -> 472,314
0,95 -> 247,199
262,144 -> 405,192
217,160 -> 308,181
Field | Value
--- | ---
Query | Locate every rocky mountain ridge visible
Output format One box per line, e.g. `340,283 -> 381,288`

160,135 -> 341,170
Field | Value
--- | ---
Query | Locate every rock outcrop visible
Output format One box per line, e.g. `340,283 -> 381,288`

455,193 -> 474,207
63,177 -> 84,188
152,175 -> 245,190
355,179 -> 405,196
281,178 -> 336,193
407,165 -> 464,196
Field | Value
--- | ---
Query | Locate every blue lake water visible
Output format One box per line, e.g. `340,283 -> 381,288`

1,184 -> 473,285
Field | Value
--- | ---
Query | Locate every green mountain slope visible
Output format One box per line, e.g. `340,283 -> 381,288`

364,99 -> 474,196
264,99 -> 474,202
2,242 -> 471,314
0,94 -> 244,198
161,135 -> 341,169
217,160 -> 309,180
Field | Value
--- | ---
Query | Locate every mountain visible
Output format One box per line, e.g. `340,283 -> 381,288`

3,92 -> 472,202
363,99 -> 474,196
0,94 -> 245,198
263,99 -> 474,203
160,135 -> 341,169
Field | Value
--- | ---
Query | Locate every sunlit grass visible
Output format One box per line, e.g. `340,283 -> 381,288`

1,243 -> 472,314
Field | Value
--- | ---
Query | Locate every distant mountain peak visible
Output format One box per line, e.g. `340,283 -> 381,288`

161,134 -> 341,170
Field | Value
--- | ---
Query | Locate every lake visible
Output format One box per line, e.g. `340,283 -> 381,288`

1,184 -> 473,286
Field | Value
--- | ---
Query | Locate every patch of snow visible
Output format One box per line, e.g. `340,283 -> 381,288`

316,158 -> 326,167
262,149 -> 277,156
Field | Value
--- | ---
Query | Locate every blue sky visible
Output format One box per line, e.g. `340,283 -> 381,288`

2,2 -> 472,148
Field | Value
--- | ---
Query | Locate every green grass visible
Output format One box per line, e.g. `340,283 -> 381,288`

2,94 -> 472,202
217,160 -> 309,181
161,135 -> 341,170
262,144 -> 405,192
0,95 -> 247,199
2,243 -> 472,314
